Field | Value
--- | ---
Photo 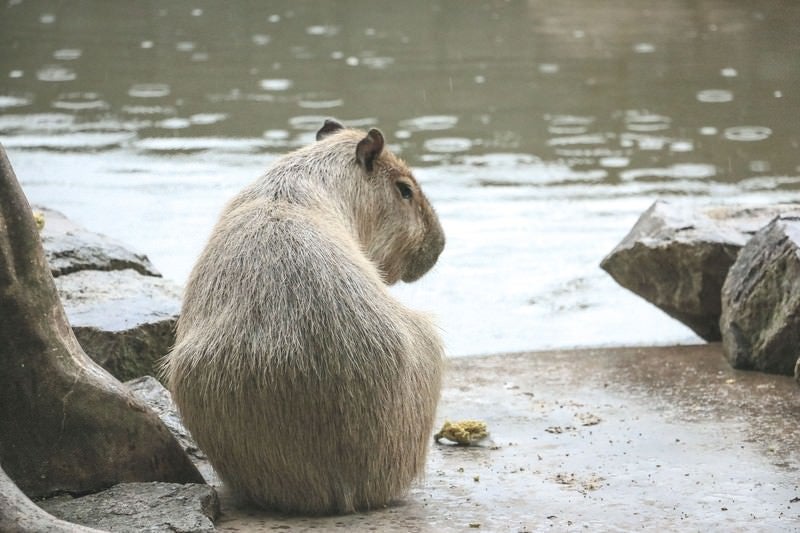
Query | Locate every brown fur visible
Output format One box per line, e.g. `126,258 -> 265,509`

162,122 -> 445,515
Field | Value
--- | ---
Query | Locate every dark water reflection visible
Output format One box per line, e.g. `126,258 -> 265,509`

2,0 -> 800,354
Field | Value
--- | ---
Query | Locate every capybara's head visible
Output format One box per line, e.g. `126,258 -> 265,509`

317,119 -> 445,285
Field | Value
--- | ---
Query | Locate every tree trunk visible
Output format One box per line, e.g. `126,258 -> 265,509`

0,144 -> 204,499
0,465 -> 105,532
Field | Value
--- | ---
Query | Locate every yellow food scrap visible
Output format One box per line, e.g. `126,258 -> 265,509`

434,420 -> 488,445
33,211 -> 45,231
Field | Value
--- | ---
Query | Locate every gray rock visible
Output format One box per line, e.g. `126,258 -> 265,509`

720,216 -> 800,375
33,204 -> 182,381
126,376 -> 219,485
55,269 -> 182,381
601,200 -> 800,341
40,482 -> 219,533
36,205 -> 160,278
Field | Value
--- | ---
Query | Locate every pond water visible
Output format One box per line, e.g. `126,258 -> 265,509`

2,1 -> 800,356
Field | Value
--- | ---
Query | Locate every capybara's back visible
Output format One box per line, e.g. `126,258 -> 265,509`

162,120 -> 445,514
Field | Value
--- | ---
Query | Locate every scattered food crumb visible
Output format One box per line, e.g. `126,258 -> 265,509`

553,472 -> 576,485
545,425 -> 576,434
552,472 -> 605,492
33,211 -> 45,231
473,475 -> 480,482
434,420 -> 489,445
469,522 -> 481,528
576,412 -> 602,426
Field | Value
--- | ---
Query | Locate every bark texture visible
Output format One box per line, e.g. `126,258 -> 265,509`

0,144 -> 203,499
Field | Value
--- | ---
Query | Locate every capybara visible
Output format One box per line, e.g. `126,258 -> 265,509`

162,119 -> 445,514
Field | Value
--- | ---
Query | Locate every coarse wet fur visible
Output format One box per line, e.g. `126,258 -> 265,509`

162,120 -> 445,515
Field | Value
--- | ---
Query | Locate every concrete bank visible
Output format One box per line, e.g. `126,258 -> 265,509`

215,344 -> 799,532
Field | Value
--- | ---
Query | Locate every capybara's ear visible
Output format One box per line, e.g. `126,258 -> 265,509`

356,128 -> 384,173
316,119 -> 344,141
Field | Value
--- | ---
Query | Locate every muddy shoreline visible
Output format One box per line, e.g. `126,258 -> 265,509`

210,344 -> 799,531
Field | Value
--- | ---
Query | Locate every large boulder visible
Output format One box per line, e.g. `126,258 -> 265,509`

720,216 -> 800,375
36,205 -> 181,381
57,270 -> 181,381
37,205 -> 160,277
601,200 -> 800,341
40,482 -> 219,533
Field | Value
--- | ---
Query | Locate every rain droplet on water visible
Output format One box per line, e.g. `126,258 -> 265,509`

252,34 -> 271,46
53,49 -> 82,61
128,83 -> 171,98
423,137 -> 473,153
696,89 -> 733,103
723,126 -> 772,142
633,42 -> 656,53
36,65 -> 77,82
259,79 -> 292,91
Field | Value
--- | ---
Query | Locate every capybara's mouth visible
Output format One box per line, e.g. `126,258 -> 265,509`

401,234 -> 445,283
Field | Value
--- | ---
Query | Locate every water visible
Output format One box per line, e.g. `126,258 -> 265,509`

2,0 -> 800,356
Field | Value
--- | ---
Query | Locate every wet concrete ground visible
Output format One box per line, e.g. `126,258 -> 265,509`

215,344 -> 799,532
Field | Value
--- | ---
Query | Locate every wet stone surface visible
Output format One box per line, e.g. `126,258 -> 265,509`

37,205 -> 160,278
601,200 -> 800,341
36,205 -> 182,381
721,215 -> 800,375
40,482 -> 219,533
214,345 -> 799,531
55,268 -> 181,381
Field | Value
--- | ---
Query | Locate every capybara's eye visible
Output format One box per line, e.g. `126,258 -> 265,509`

396,181 -> 413,200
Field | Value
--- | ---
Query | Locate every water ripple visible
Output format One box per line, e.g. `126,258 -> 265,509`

36,65 -> 77,82
723,126 -> 772,142
1,131 -> 134,150
297,94 -> 343,109
259,79 -> 292,91
423,137 -> 473,153
306,25 -> 340,36
156,118 -> 191,129
399,115 -> 458,132
133,137 -> 267,153
128,83 -> 171,98
696,89 -> 733,103
52,92 -> 108,111
0,113 -> 75,132
0,95 -> 33,109
547,134 -> 607,146
288,115 -> 330,130
620,163 -> 716,181
53,49 -> 82,61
